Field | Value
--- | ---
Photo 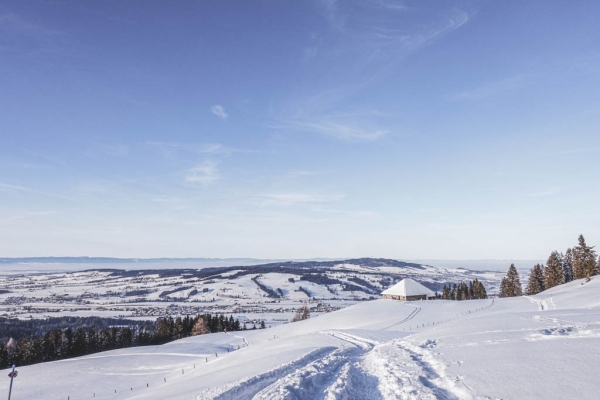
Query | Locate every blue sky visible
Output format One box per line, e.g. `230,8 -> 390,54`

1,0 -> 599,259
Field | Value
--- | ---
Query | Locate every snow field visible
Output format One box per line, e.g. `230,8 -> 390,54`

8,276 -> 600,399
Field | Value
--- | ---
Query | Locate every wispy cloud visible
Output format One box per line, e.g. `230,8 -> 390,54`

90,143 -> 129,157
184,161 -> 221,186
289,170 -> 323,177
147,142 -> 257,159
272,119 -> 389,141
262,192 -> 345,206
0,182 -> 71,200
448,75 -> 524,101
211,105 -> 228,120
525,189 -> 560,197
5,210 -> 56,221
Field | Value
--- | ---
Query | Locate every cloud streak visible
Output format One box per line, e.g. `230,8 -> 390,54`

262,192 -> 345,206
271,119 -> 389,141
184,161 -> 221,186
211,105 -> 228,120
0,182 -> 71,200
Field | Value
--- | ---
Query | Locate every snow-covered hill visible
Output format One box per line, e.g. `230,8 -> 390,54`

8,275 -> 600,399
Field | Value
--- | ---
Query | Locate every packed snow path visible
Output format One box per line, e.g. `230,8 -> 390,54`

9,277 -> 600,399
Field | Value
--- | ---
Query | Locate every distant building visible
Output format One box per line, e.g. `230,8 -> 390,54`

381,278 -> 435,301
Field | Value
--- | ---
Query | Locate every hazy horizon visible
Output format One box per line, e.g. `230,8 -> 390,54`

0,256 -> 544,273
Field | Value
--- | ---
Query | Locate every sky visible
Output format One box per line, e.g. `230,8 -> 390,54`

1,0 -> 599,260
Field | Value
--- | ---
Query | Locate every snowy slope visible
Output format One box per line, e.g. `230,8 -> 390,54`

7,277 -> 600,400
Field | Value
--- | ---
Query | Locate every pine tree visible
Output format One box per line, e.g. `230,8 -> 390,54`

499,277 -> 507,298
501,264 -> 523,297
573,235 -> 598,279
544,251 -> 564,289
476,279 -> 488,299
525,264 -> 545,295
0,343 -> 7,369
562,249 -> 574,283
155,318 -> 170,343
442,285 -> 450,300
72,327 -> 87,356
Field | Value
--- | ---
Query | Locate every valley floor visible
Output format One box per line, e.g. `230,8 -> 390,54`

7,277 -> 600,399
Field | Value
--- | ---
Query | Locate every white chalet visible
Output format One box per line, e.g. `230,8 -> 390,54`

381,278 -> 435,301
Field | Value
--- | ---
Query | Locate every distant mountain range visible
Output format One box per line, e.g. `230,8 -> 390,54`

0,256 -> 282,264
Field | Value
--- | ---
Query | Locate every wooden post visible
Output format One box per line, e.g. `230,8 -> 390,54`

7,365 -> 16,400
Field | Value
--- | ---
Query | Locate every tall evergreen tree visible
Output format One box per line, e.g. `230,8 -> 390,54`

499,277 -> 507,298
500,264 -> 523,297
562,248 -> 574,283
0,343 -> 7,369
544,251 -> 564,289
573,234 -> 598,279
526,264 -> 545,295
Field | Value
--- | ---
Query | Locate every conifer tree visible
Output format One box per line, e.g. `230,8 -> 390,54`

499,277 -> 507,298
475,279 -> 488,299
562,249 -> 574,283
0,343 -> 7,369
526,264 -> 545,295
544,251 -> 564,289
500,264 -> 523,297
573,235 -> 598,279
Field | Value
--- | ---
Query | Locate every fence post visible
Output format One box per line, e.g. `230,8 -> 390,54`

8,365 -> 16,400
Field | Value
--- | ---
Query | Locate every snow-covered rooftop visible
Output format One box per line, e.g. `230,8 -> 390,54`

381,277 -> 435,297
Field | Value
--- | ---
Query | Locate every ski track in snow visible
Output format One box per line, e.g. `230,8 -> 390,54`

380,305 -> 421,331
525,295 -> 548,311
226,332 -> 249,347
252,333 -> 374,400
201,347 -> 338,400
198,303 -> 499,400
200,328 -> 491,400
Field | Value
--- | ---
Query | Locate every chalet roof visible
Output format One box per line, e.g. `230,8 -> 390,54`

381,278 -> 435,297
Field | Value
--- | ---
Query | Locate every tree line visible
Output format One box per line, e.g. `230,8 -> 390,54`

440,279 -> 488,300
500,234 -> 598,297
0,313 -> 262,369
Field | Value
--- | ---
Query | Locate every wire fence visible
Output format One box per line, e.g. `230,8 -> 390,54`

55,339 -> 250,400
398,298 -> 495,331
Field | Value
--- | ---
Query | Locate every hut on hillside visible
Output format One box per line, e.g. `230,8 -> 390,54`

381,278 -> 435,301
